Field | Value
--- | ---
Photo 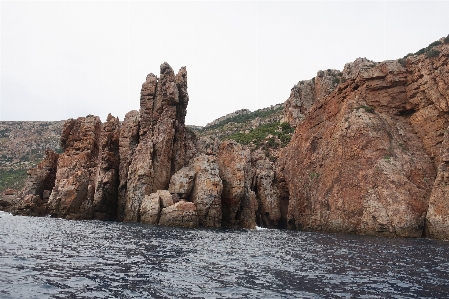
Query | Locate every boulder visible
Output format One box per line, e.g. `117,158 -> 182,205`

140,193 -> 161,225
168,167 -> 196,199
159,201 -> 198,228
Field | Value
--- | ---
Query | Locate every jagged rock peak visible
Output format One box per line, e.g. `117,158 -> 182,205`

342,57 -> 378,79
122,63 -> 193,221
160,62 -> 174,75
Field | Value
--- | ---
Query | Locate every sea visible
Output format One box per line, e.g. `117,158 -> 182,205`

1,211 -> 449,299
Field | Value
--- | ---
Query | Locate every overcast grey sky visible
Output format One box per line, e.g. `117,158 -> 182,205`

1,1 -> 448,126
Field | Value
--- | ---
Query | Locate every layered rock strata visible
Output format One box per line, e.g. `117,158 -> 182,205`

280,41 -> 449,238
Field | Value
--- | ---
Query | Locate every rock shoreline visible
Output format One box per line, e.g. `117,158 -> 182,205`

2,37 -> 449,240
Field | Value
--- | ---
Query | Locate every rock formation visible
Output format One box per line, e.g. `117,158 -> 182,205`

426,127 -> 449,239
12,150 -> 59,216
4,37 -> 449,240
251,150 -> 281,228
48,116 -> 103,219
92,114 -> 120,220
283,69 -> 342,126
280,40 -> 448,238
123,63 -> 193,222
117,110 -> 140,221
218,140 -> 254,228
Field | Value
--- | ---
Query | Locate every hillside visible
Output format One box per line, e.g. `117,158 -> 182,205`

0,121 -> 64,192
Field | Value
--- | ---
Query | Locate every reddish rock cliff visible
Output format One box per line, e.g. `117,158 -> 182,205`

280,41 -> 449,237
123,63 -> 192,222
12,150 -> 59,216
5,39 -> 449,239
283,69 -> 342,126
48,116 -> 103,219
92,114 -> 120,220
218,140 -> 256,228
426,127 -> 449,239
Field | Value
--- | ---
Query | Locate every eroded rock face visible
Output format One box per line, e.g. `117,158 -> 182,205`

283,79 -> 315,127
190,155 -> 223,227
48,116 -> 102,219
426,127 -> 449,239
196,136 -> 221,156
140,193 -> 161,225
159,201 -> 199,228
11,150 -> 59,216
123,63 -> 192,222
21,150 -> 59,202
117,110 -> 140,221
283,69 -> 342,127
406,46 -> 449,164
218,140 -> 256,228
92,114 -> 120,220
251,151 -> 281,229
281,53 -> 442,237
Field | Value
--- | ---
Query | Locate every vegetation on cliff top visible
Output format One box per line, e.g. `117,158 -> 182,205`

198,104 -> 284,132
403,38 -> 445,59
222,122 -> 295,149
0,168 -> 27,193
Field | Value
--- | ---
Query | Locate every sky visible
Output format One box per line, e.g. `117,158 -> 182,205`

1,1 -> 449,126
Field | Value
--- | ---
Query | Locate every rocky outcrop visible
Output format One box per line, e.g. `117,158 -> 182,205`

218,140 -> 254,228
9,150 -> 59,216
21,150 -> 59,202
342,58 -> 377,80
159,201 -> 198,228
251,150 -> 281,228
123,63 -> 191,222
92,114 -> 120,220
280,41 -> 449,237
189,155 -> 223,227
139,155 -> 222,228
117,110 -> 140,221
426,127 -> 449,239
4,39 -> 449,240
283,69 -> 342,126
48,116 -> 102,219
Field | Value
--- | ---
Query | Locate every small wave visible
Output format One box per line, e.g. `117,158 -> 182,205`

255,226 -> 268,230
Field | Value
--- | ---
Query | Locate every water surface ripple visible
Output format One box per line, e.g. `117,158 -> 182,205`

1,211 -> 449,298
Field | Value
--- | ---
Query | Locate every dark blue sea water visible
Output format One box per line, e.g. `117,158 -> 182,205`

1,211 -> 449,299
